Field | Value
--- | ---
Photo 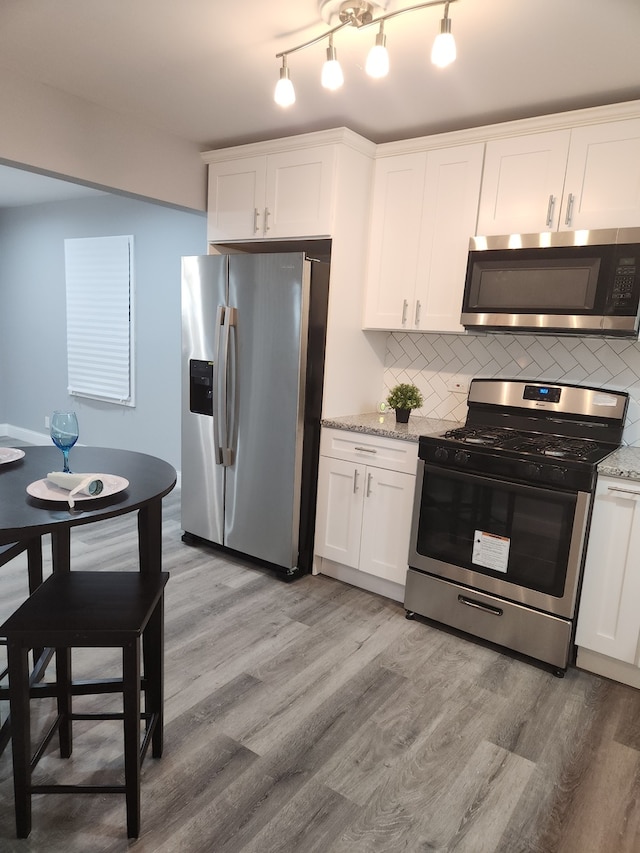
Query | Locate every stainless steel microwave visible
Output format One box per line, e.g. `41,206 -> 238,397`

460,227 -> 640,337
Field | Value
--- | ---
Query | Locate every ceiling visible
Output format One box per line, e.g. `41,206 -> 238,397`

1,0 -> 639,207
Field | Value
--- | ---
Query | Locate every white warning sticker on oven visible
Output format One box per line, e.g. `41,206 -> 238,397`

472,530 -> 510,573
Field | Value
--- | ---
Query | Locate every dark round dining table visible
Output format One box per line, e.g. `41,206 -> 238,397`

0,446 -> 177,576
0,445 -> 177,756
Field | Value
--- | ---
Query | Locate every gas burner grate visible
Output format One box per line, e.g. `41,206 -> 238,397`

443,427 -> 514,446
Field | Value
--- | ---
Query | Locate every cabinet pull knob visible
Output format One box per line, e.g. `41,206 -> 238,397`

366,472 -> 373,497
415,300 -> 422,327
354,446 -> 377,453
546,195 -> 556,228
253,208 -> 260,234
401,299 -> 408,325
353,470 -> 359,493
564,193 -> 575,226
264,207 -> 271,232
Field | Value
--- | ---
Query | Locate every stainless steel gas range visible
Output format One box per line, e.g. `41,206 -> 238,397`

405,378 -> 629,675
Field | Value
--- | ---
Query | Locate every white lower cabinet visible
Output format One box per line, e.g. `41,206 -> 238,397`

576,475 -> 640,687
314,429 -> 418,597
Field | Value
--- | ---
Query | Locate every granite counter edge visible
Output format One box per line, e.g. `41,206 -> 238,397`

321,414 -> 460,443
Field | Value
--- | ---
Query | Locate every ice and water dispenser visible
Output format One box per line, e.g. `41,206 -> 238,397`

189,359 -> 213,416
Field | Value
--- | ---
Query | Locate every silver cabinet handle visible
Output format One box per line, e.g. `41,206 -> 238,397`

253,208 -> 260,234
564,193 -> 575,226
401,299 -> 409,325
264,207 -> 271,232
366,472 -> 373,497
353,469 -> 359,493
354,446 -> 377,453
607,485 -> 640,499
415,300 -> 422,327
546,195 -> 556,228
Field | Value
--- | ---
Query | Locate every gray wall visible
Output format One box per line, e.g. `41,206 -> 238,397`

0,194 -> 207,469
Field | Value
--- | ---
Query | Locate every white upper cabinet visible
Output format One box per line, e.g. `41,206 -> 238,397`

206,145 -> 336,241
476,130 -> 570,235
477,117 -> 640,235
564,120 -> 640,230
363,142 -> 484,332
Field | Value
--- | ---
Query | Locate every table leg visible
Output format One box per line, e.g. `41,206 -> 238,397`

26,538 -> 44,671
51,529 -> 71,574
138,499 -> 162,575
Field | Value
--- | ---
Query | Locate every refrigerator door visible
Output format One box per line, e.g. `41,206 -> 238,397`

181,254 -> 228,544
225,253 -> 310,568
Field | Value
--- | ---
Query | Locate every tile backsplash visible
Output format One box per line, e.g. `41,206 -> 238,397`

383,332 -> 640,445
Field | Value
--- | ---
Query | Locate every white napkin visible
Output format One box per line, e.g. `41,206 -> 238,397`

46,472 -> 104,508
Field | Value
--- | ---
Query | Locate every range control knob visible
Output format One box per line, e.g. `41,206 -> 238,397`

434,447 -> 449,462
550,466 -> 567,483
454,450 -> 470,465
523,462 -> 541,479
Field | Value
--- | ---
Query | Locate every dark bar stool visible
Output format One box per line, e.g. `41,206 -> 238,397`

0,570 -> 169,839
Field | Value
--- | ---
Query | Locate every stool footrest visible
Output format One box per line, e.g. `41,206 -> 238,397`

32,784 -> 127,795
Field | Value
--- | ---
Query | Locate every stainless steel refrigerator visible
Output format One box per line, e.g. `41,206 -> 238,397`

181,251 -> 329,577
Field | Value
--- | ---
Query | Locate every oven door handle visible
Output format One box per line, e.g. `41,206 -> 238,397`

423,462 -> 579,502
458,595 -> 503,617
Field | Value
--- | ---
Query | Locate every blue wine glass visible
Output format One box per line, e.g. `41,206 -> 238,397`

50,411 -> 79,473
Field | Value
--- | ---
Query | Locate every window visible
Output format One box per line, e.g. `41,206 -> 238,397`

64,235 -> 135,406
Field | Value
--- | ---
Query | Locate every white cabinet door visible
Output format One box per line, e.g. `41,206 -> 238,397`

265,146 -> 336,238
207,146 -> 336,241
562,119 -> 640,230
416,143 -> 484,333
359,467 -> 416,584
576,477 -> 640,663
363,143 -> 483,332
363,152 -> 427,330
207,156 -> 266,241
476,130 -> 571,235
314,456 -> 364,569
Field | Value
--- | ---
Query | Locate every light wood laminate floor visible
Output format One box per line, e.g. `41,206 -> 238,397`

0,483 -> 639,852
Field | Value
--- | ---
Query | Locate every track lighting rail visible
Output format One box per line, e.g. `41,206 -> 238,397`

274,0 -> 459,106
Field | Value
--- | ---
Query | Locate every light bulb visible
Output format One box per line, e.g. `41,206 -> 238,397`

431,15 -> 456,68
274,61 -> 295,107
321,37 -> 344,90
366,29 -> 389,79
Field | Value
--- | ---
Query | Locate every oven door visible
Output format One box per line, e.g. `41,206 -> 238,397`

408,461 -> 592,618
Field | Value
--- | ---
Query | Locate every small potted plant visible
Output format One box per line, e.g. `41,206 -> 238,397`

386,383 -> 424,423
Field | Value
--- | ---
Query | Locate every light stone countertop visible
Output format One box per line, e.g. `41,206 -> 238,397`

321,412 -> 460,443
598,446 -> 640,480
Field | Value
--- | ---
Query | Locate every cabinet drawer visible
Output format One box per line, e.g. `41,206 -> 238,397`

320,428 -> 418,474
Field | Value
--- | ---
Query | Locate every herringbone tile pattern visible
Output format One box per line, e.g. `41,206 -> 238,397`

384,332 -> 640,443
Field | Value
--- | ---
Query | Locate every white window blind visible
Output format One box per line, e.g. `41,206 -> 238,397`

64,235 -> 135,406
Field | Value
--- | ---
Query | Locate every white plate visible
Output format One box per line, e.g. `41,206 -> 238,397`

0,448 -> 25,465
26,474 -> 129,502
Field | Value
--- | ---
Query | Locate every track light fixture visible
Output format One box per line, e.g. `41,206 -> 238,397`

274,0 -> 459,108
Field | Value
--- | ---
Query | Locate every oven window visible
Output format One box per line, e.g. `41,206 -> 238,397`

415,467 -> 577,597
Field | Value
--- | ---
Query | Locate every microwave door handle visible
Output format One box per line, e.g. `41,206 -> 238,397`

546,195 -> 556,228
564,193 -> 575,227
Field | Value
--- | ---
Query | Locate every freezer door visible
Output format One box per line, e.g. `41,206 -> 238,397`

181,255 -> 228,544
225,253 -> 309,568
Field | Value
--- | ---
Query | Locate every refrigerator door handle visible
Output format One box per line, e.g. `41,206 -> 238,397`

212,305 -> 226,464
220,306 -> 237,466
